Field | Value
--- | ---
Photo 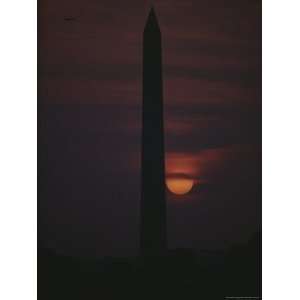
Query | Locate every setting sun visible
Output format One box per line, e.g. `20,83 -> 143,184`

166,176 -> 194,195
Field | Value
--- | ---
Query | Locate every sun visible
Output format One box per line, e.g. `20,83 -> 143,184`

166,175 -> 194,195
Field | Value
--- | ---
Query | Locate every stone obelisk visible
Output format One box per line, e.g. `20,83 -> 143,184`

140,8 -> 166,256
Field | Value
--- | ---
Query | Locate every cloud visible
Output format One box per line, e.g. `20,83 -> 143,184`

39,63 -> 140,81
165,65 -> 259,86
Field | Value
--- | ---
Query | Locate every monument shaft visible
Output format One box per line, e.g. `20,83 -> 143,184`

140,9 -> 166,256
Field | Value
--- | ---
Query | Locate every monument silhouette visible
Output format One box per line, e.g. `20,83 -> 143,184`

140,7 -> 167,256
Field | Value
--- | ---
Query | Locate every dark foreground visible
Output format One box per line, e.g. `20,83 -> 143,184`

38,235 -> 261,300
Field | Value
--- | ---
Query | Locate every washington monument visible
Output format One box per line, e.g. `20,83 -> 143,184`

140,8 -> 167,256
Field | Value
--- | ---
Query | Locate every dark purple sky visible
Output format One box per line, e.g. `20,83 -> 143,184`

39,0 -> 261,257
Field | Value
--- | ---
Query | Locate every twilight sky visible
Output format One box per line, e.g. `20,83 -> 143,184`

39,0 -> 261,257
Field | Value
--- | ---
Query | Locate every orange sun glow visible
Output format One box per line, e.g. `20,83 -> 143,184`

166,176 -> 194,195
